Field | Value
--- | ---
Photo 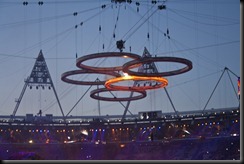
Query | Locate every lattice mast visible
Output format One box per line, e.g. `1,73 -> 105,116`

12,50 -> 65,119
122,47 -> 179,121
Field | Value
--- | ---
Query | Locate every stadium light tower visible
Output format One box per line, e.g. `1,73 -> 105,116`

11,50 -> 65,121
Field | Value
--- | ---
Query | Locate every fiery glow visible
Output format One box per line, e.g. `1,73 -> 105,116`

105,75 -> 168,91
123,72 -> 129,77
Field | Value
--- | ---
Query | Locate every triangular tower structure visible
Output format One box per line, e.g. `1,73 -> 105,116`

12,50 -> 65,119
137,47 -> 158,77
122,47 -> 178,121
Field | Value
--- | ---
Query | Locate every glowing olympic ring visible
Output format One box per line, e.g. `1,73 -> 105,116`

122,56 -> 193,77
76,52 -> 141,72
90,88 -> 147,101
61,69 -> 121,85
105,75 -> 168,91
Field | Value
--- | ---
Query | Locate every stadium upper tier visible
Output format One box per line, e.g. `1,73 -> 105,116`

0,106 -> 240,143
0,106 -> 239,126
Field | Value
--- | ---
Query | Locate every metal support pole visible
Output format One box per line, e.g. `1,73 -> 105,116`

202,68 -> 226,113
97,84 -> 101,116
66,85 -> 93,116
122,91 -> 134,121
12,77 -> 29,117
50,79 -> 66,121
164,87 -> 179,117
106,89 -> 135,117
226,70 -> 240,101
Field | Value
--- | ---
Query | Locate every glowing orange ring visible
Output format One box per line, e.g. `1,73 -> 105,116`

122,56 -> 193,77
90,88 -> 147,101
105,75 -> 168,91
61,69 -> 121,85
76,52 -> 141,72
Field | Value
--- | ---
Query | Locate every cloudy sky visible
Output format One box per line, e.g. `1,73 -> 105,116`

0,0 -> 240,117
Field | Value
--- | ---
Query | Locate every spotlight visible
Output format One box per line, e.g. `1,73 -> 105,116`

116,40 -> 125,52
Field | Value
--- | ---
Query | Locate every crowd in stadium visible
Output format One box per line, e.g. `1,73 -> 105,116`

0,135 -> 240,160
0,108 -> 240,160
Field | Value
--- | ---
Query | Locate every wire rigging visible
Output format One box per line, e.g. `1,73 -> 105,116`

156,39 -> 239,70
0,4 -> 112,61
0,3 -> 109,31
168,8 -> 239,26
107,3 -> 121,50
168,7 -> 239,23
122,4 -> 157,42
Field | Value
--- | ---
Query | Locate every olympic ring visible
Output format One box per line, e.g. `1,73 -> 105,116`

105,75 -> 168,91
76,52 -> 141,71
90,88 -> 147,101
62,52 -> 193,102
61,69 -> 121,85
122,56 -> 193,77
